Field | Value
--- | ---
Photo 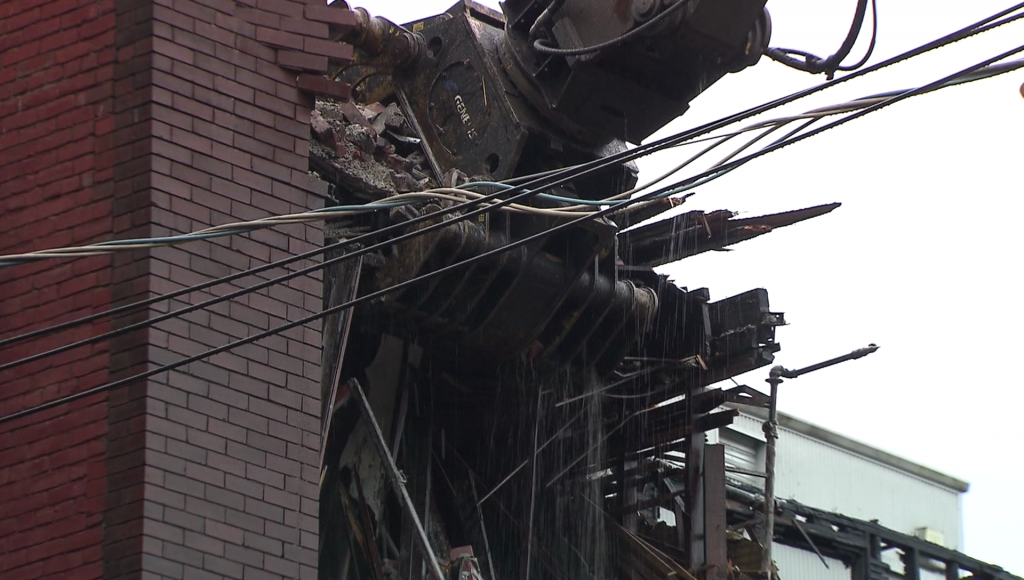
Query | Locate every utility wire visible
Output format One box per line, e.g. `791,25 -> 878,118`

556,3 -> 1024,177
0,202 -> 406,267
0,172 -> 724,425
0,127 -> 814,350
4,41 -> 1022,426
2,4 -> 1021,355
0,89 -> 911,375
0,193 -> 603,267
0,156 -> 721,372
0,126 -> 763,351
1,124 -> 759,373
9,42 -> 1021,272
837,0 -> 879,72
4,33 -> 1023,377
10,82 -> 930,269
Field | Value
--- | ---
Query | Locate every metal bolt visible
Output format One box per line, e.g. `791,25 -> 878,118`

388,33 -> 420,68
632,0 -> 657,20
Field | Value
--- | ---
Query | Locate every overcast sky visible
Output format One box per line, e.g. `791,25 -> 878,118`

355,0 -> 1024,574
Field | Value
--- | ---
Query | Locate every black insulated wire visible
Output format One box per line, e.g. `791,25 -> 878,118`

3,2 -> 1023,362
528,0 -> 565,41
532,0 -> 689,57
767,0 -> 872,78
0,167 -> 622,352
837,0 -> 879,72
0,239 -> 340,350
4,39 -> 1024,426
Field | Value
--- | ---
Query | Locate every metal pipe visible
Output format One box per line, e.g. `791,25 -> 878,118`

343,8 -> 421,68
523,389 -> 544,580
348,378 -> 447,580
772,344 -> 879,379
761,375 -> 781,575
760,344 -> 879,576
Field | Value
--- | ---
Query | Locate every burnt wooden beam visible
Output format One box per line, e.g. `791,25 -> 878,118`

642,410 -> 740,452
704,445 -> 728,580
685,378 -> 706,571
904,547 -> 921,580
319,256 -> 363,472
614,486 -> 690,517
617,204 -> 840,268
635,388 -> 727,431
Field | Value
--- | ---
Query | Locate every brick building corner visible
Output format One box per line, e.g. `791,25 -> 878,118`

0,0 -> 355,578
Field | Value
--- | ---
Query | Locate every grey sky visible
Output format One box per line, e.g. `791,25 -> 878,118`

354,0 -> 1024,574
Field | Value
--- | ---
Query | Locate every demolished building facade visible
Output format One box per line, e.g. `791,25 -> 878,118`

0,1 -> 1020,580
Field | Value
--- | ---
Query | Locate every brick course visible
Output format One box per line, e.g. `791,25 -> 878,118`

2,0 -> 353,577
0,0 -> 117,577
137,0 -> 339,577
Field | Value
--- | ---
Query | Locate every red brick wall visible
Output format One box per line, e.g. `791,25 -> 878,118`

1,0 -> 354,577
0,0 -> 117,578
125,1 -> 346,576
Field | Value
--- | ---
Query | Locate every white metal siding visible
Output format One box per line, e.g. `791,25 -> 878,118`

721,412 -> 962,551
720,428 -> 763,488
775,545 -> 850,580
772,547 -> 948,580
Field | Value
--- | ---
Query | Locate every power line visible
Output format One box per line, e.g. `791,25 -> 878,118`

0,174 -> 610,349
537,3 -> 1024,188
3,3 -> 1020,361
0,99 -> 908,375
0,131 -> 760,349
5,39 -> 1021,426
0,193 -> 603,267
8,39 -> 1020,270
0,168 -> 713,425
5,41 -> 1023,377
837,0 -> 879,72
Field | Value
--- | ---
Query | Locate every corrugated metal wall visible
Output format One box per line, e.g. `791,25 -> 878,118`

722,412 -> 962,551
772,545 -> 951,580
719,428 -> 763,487
775,545 -> 850,580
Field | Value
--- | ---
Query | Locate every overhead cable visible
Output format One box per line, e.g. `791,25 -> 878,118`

4,40 -> 1022,426
5,39 -> 1024,377
767,0 -> 875,78
0,94 -> 894,376
10,38 -> 1019,271
837,0 -> 879,72
0,121 -> 769,374
2,3 -> 1021,355
0,193 -> 602,267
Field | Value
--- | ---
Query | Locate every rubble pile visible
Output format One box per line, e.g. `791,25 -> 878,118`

310,99 -> 436,198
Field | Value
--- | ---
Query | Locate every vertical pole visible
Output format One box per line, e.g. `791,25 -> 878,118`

619,452 -> 637,533
904,548 -> 921,580
704,445 -> 728,580
523,389 -> 543,580
761,377 -> 782,576
686,431 -> 706,571
868,534 -> 882,580
348,378 -> 447,580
